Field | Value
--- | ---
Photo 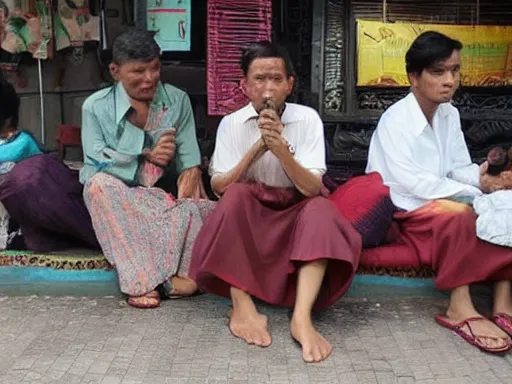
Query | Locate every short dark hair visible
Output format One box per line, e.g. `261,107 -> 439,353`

0,79 -> 20,131
112,29 -> 161,65
405,31 -> 462,74
240,41 -> 295,78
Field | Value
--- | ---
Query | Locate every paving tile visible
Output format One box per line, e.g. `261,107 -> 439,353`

0,295 -> 511,383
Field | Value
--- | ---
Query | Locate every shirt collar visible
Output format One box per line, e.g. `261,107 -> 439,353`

406,92 -> 451,136
240,102 -> 303,124
114,82 -> 169,125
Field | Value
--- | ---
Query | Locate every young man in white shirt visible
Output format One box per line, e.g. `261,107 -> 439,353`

367,31 -> 512,353
189,41 -> 361,363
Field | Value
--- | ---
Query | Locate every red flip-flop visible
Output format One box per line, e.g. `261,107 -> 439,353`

435,314 -> 512,354
492,313 -> 512,336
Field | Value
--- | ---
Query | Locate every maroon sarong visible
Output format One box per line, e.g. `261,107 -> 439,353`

190,183 -> 362,310
0,154 -> 99,252
385,200 -> 512,290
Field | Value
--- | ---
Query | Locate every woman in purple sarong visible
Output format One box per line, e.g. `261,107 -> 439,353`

0,78 -> 99,252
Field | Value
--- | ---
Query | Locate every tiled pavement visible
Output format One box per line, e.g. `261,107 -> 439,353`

0,294 -> 511,384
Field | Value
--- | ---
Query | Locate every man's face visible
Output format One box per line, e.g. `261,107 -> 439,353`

409,50 -> 461,104
109,58 -> 161,102
243,57 -> 294,111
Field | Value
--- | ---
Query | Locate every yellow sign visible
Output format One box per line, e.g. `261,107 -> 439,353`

357,19 -> 512,87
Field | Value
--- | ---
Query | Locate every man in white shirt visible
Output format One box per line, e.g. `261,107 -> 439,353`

367,31 -> 512,353
189,41 -> 361,363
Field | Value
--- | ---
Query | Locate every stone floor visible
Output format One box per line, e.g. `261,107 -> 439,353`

0,294 -> 511,384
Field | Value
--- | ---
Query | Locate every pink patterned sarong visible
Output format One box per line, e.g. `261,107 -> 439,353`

83,172 -> 215,297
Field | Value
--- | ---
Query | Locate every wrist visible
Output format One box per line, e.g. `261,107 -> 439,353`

252,138 -> 267,157
275,138 -> 294,161
257,138 -> 267,151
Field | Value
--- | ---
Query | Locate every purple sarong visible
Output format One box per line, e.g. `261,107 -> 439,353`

0,154 -> 99,252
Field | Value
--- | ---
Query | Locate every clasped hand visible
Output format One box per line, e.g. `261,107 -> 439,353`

258,109 -> 286,154
143,128 -> 176,167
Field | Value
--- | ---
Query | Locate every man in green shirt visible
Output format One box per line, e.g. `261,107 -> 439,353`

81,29 -> 214,309
80,38 -> 204,197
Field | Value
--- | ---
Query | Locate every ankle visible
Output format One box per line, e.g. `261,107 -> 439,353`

291,312 -> 313,328
446,302 -> 480,320
230,287 -> 256,311
446,286 -> 479,319
493,281 -> 512,314
493,302 -> 512,315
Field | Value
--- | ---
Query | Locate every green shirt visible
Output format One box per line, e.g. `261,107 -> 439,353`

79,82 -> 200,185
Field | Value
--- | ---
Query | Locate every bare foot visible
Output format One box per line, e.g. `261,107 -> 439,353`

170,276 -> 197,297
445,308 -> 510,350
228,307 -> 272,347
290,318 -> 332,363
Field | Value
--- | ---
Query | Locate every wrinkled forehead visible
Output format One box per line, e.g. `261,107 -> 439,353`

247,57 -> 287,77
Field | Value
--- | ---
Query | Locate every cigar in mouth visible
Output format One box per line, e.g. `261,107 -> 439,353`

259,98 -> 286,116
260,98 -> 276,113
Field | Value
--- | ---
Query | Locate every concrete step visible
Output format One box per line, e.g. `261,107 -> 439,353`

0,250 -> 442,298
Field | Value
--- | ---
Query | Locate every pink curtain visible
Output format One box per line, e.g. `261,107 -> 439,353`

207,0 -> 272,116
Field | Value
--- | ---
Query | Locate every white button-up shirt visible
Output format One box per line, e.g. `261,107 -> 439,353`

210,103 -> 326,188
366,93 -> 482,211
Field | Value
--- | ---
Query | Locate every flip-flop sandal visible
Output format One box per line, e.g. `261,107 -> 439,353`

435,314 -> 512,353
127,294 -> 160,309
492,313 -> 512,336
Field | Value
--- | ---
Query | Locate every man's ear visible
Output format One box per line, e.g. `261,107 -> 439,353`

109,63 -> 120,82
408,72 -> 419,89
240,78 -> 248,96
287,75 -> 296,95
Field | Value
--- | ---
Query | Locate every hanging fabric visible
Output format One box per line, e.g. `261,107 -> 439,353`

207,0 -> 272,116
53,0 -> 100,51
0,0 -> 53,60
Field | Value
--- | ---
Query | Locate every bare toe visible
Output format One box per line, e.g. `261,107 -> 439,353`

291,320 -> 332,363
229,309 -> 272,347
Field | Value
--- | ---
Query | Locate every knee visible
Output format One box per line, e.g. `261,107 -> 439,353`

436,200 -> 476,220
8,155 -> 48,189
85,173 -> 119,200
434,200 -> 477,229
302,196 -> 336,218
